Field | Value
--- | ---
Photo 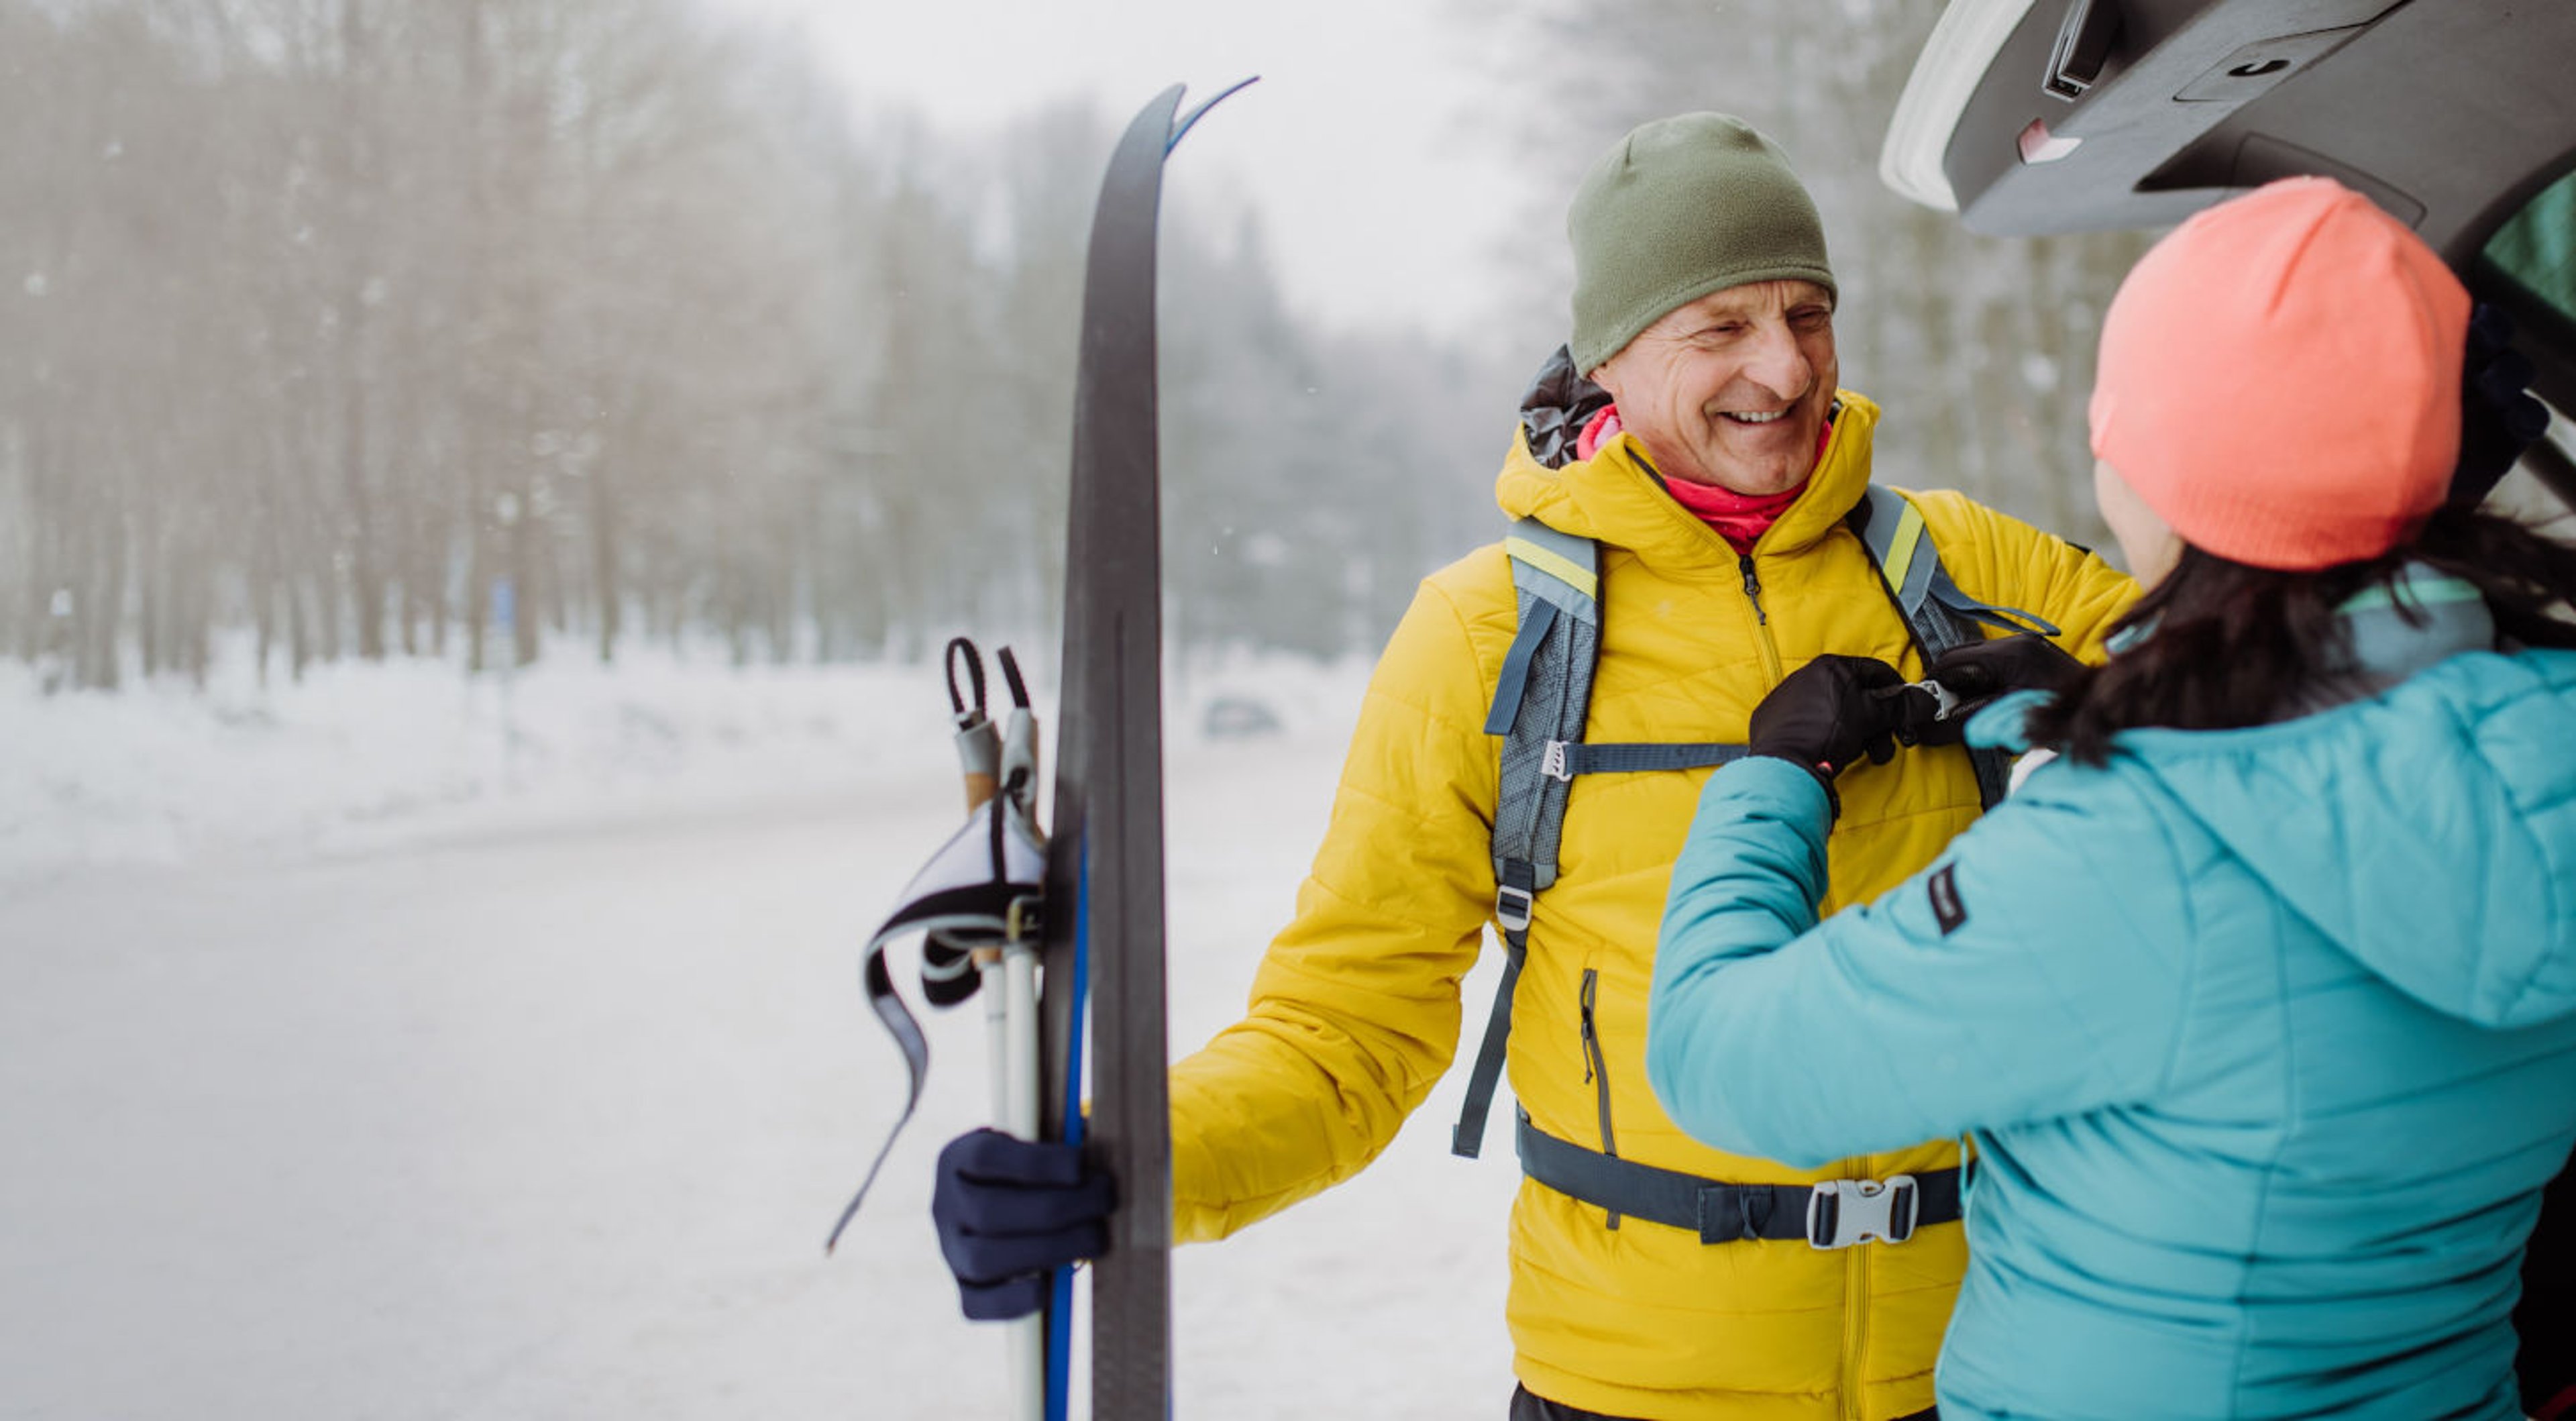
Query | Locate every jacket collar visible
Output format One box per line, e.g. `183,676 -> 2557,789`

1496,346 -> 1880,569
2306,565 -> 2496,709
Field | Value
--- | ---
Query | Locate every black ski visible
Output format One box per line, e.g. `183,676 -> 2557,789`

1040,78 -> 1250,1421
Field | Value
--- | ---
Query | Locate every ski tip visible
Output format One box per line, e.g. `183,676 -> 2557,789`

1169,76 -> 1258,155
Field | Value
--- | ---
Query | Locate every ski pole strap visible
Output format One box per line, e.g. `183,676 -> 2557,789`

826,946 -> 934,1255
1516,1115 -> 1962,1247
826,792 -> 1048,1255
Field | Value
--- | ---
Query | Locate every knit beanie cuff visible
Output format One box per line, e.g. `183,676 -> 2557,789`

1568,114 -> 1835,374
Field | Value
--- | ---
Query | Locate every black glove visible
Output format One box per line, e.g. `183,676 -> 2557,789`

1882,680 -> 1960,749
1923,633 -> 2087,736
1870,635 -> 2083,748
931,1128 -> 1115,1321
1747,655 -> 1906,800
2455,302 -> 2553,507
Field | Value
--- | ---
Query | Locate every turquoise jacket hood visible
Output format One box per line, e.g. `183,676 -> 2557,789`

2131,649 -> 2576,1029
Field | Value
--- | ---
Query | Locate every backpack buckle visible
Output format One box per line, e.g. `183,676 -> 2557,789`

1806,1175 -> 1919,1249
1542,740 -> 1572,782
1494,884 -> 1535,933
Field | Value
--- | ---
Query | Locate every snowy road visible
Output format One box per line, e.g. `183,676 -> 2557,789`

0,727 -> 1517,1420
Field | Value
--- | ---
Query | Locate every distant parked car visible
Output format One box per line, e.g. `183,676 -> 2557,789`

1201,694 -> 1284,740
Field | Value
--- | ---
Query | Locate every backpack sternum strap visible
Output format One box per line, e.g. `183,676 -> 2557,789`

1548,741 -> 1750,779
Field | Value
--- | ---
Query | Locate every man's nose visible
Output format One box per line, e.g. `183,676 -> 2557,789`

1741,319 -> 1813,401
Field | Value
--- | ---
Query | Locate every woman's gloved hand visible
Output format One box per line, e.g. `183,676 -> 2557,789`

1747,655 -> 1907,805
1918,633 -> 2088,737
930,1127 -> 1115,1320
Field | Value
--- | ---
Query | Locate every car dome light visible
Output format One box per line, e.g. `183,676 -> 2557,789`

2018,118 -> 2084,164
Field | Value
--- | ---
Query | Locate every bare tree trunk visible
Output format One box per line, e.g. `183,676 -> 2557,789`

133,473 -> 161,678
83,489 -> 125,691
590,431 -> 620,664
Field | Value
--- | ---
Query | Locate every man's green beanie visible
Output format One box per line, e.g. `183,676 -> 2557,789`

1568,113 -> 1836,375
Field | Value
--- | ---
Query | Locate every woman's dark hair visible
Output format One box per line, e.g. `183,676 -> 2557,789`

2027,505 -> 2576,766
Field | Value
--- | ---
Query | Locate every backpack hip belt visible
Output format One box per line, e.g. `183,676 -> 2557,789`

1517,1114 -> 1963,1247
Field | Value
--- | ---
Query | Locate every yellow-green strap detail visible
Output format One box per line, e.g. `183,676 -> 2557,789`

1505,535 -> 1599,601
1875,495 -> 1929,604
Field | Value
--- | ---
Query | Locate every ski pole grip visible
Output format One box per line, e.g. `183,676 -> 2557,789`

949,637 -> 1002,812
956,713 -> 1002,812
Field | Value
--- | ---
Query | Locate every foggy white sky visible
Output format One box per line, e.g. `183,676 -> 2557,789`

695,0 -> 1530,342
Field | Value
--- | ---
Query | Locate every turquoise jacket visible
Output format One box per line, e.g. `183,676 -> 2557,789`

1648,600 -> 2576,1420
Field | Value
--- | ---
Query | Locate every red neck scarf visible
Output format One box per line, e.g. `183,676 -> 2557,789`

1576,405 -> 1825,555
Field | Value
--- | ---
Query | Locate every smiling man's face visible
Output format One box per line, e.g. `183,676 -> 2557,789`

1587,278 -> 1837,494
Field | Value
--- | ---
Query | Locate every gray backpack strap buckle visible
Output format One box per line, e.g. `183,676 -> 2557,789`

1807,1175 -> 1921,1249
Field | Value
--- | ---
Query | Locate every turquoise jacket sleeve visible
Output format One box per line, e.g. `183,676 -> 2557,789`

1647,755 -> 2192,1169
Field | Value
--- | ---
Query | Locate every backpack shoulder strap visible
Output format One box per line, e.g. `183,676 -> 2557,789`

1851,486 -> 2064,641
1454,519 -> 1750,1157
1847,486 -> 2054,808
1454,519 -> 1599,1158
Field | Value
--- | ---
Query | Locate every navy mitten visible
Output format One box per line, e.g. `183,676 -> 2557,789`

930,1128 -> 1116,1320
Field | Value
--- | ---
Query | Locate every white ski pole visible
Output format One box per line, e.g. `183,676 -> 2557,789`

977,933 -> 1044,1420
980,652 -> 1046,1421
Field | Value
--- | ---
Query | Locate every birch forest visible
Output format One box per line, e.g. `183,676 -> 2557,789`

3,0 -> 2150,692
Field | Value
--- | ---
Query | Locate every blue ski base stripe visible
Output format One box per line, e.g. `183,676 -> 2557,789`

1044,845 -> 1092,1421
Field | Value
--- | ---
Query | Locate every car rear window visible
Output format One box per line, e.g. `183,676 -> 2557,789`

2483,166 -> 2576,329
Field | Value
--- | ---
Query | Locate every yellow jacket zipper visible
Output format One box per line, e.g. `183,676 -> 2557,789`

1840,1155 -> 1873,1421
1738,551 -> 1785,683
1578,967 -> 1621,1229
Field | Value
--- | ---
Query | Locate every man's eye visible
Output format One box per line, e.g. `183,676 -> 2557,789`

1792,309 -> 1833,328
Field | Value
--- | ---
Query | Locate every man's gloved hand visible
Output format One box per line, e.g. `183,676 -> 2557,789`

931,1128 -> 1115,1321
1747,655 -> 1907,801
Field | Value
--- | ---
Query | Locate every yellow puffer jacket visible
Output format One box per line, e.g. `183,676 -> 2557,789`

1168,391 -> 2137,1420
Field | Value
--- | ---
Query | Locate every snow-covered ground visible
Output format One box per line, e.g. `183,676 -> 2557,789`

0,646 -> 1518,1420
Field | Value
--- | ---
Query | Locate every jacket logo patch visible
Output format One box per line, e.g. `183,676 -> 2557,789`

1928,864 -> 1968,936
